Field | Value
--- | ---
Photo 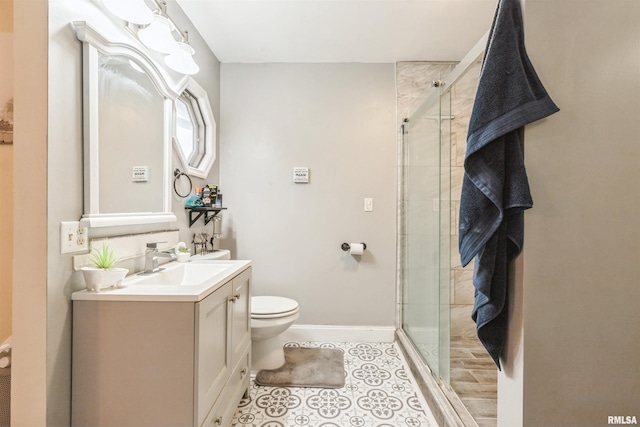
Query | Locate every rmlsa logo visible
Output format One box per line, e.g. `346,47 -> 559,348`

608,416 -> 638,425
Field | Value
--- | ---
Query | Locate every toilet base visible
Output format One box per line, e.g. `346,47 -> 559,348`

251,337 -> 286,371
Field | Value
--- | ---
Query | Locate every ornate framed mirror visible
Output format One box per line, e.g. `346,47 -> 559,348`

72,21 -> 184,227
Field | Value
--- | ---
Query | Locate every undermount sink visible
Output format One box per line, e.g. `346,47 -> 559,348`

133,262 -> 236,286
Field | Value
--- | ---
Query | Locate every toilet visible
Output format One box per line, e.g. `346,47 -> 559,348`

194,250 -> 299,371
250,296 -> 300,371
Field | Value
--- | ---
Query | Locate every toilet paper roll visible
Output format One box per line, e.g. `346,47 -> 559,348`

349,243 -> 364,256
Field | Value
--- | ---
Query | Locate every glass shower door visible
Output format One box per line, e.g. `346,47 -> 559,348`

401,84 -> 451,384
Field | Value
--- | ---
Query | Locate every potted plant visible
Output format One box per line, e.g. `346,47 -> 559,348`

80,245 -> 128,292
176,245 -> 191,263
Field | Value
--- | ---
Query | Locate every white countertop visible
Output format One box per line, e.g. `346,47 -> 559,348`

72,259 -> 252,302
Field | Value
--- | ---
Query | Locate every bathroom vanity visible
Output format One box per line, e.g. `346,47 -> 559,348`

71,260 -> 251,427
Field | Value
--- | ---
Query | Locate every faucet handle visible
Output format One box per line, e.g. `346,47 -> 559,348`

146,241 -> 167,250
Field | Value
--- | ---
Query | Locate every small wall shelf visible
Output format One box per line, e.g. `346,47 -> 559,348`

185,207 -> 226,227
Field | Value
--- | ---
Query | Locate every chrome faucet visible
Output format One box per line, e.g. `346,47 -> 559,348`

143,242 -> 177,274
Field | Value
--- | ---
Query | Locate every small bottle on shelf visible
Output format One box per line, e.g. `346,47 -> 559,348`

202,186 -> 211,207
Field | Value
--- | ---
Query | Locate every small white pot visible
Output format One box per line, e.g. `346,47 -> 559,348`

176,251 -> 191,263
80,267 -> 129,292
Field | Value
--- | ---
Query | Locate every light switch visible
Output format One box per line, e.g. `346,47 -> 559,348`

364,197 -> 373,212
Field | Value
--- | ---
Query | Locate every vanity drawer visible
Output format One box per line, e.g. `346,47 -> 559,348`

202,348 -> 250,427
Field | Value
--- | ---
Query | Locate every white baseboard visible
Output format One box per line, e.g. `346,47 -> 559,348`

280,324 -> 396,343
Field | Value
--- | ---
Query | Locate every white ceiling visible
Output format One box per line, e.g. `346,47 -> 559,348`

176,0 -> 498,63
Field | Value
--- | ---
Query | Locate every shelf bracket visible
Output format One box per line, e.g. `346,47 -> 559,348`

186,207 -> 227,227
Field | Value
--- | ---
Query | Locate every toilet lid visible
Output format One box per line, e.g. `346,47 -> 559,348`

252,296 -> 298,316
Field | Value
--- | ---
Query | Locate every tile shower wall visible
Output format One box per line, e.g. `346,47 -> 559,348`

448,61 -> 481,340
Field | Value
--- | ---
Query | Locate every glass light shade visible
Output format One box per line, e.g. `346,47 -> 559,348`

137,15 -> 180,54
103,0 -> 154,25
164,42 -> 200,75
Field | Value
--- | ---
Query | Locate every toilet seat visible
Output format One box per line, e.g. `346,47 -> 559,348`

251,296 -> 299,319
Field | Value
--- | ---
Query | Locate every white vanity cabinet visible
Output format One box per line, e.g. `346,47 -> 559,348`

72,266 -> 252,427
197,268 -> 251,427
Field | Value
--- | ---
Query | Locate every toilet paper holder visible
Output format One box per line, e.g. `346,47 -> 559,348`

341,242 -> 367,252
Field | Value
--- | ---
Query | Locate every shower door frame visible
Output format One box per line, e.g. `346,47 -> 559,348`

400,81 -> 452,384
396,31 -> 489,425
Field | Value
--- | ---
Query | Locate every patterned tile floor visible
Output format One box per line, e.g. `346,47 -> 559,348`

232,342 -> 440,427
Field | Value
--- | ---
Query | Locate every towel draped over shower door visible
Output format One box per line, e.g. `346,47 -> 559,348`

458,0 -> 559,369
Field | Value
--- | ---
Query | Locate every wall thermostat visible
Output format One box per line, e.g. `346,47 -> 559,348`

293,167 -> 309,183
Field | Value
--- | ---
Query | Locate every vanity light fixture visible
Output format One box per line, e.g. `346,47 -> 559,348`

164,38 -> 199,75
102,0 -> 154,25
102,0 -> 200,75
137,14 -> 181,54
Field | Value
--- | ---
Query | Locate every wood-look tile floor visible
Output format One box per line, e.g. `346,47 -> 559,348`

450,336 -> 497,427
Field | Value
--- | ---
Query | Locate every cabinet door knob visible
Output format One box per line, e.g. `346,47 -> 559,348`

240,368 -> 247,377
230,294 -> 240,302
215,416 -> 223,425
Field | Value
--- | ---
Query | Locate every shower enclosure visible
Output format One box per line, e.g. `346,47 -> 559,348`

398,33 -> 490,424
401,81 -> 452,384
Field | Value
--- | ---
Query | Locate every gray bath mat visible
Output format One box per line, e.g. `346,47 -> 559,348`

255,347 -> 345,388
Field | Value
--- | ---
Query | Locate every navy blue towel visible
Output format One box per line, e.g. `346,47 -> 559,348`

459,0 -> 559,369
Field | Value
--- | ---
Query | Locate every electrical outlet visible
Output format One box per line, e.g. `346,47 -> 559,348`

60,221 -> 89,254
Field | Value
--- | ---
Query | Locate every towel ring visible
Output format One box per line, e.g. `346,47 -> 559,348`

173,168 -> 192,198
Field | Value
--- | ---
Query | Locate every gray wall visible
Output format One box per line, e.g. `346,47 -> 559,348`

12,1 -> 221,424
499,1 -> 640,426
220,63 -> 397,327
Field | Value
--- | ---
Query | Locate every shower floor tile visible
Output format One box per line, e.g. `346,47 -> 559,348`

450,335 -> 497,427
233,341 -> 439,427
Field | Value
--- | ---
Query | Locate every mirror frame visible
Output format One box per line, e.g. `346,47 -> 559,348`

72,21 -> 184,227
173,78 -> 216,179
